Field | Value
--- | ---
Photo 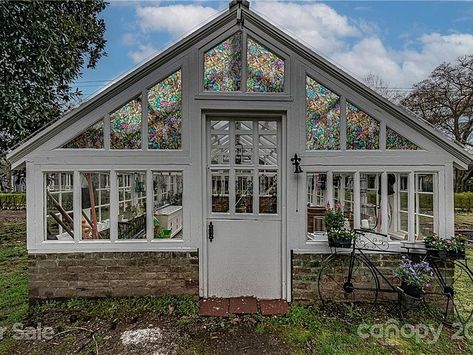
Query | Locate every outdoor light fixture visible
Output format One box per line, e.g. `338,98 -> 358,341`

291,153 -> 303,174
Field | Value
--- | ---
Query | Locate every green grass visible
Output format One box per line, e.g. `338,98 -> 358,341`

0,221 -> 28,327
455,212 -> 473,226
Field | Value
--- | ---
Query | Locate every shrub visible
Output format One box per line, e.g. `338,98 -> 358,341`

454,192 -> 473,212
0,193 -> 26,210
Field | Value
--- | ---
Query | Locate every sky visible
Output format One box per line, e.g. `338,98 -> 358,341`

74,0 -> 473,101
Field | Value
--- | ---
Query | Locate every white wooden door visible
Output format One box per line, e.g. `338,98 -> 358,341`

206,118 -> 282,298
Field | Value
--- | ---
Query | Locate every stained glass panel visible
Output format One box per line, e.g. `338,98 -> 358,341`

247,38 -> 284,92
306,77 -> 340,150
386,127 -> 418,150
62,120 -> 104,149
110,96 -> 142,149
204,33 -> 242,91
148,70 -> 182,150
346,102 -> 380,150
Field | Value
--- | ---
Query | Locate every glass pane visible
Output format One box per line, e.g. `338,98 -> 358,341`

346,102 -> 380,150
45,172 -> 74,241
259,121 -> 277,131
117,172 -> 146,239
204,33 -> 242,91
259,134 -> 277,166
333,173 -> 354,229
153,172 -> 183,239
418,194 -> 434,215
235,134 -> 253,165
62,119 -> 104,149
306,77 -> 340,150
400,191 -> 408,210
246,38 -> 284,92
210,120 -> 229,131
400,212 -> 408,233
259,170 -> 277,214
307,173 -> 328,240
418,174 -> 433,193
417,215 -> 434,239
235,121 -> 252,131
148,70 -> 182,150
211,134 -> 230,164
211,170 -> 229,213
235,170 -> 253,213
110,96 -> 142,149
386,127 -> 418,150
80,172 -> 110,240
360,173 -> 381,230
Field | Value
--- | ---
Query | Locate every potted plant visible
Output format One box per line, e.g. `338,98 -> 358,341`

424,234 -> 466,260
324,203 -> 355,248
395,256 -> 433,299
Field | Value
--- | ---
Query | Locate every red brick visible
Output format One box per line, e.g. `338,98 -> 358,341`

199,298 -> 229,317
229,297 -> 258,314
259,299 -> 289,316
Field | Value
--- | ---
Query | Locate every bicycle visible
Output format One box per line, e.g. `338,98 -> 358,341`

317,229 -> 473,328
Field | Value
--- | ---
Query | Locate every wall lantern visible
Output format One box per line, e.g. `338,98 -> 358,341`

291,153 -> 303,174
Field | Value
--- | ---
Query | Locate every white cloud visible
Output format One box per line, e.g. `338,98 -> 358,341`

253,1 -> 360,54
128,43 -> 159,64
125,1 -> 473,87
136,4 -> 220,38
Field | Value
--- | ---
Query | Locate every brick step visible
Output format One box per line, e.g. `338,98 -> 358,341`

199,297 -> 289,317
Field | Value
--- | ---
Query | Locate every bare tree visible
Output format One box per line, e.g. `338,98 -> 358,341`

362,73 -> 406,103
401,55 -> 473,192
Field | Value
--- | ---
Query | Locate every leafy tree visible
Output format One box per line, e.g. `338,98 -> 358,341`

0,0 -> 107,156
401,55 -> 473,192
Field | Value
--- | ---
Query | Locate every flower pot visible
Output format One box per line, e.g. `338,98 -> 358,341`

328,236 -> 352,248
427,249 -> 465,260
400,281 -> 422,298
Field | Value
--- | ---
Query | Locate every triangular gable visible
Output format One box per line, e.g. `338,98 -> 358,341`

6,2 -> 473,168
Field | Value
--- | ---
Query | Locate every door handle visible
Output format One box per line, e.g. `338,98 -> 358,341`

208,222 -> 214,242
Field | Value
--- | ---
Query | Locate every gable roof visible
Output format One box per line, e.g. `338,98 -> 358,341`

7,2 -> 473,169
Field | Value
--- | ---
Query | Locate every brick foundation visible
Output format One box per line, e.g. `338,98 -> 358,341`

28,251 -> 199,299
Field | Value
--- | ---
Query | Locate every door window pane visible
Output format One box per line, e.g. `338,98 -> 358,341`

259,170 -> 277,214
235,170 -> 253,213
45,172 -> 74,241
211,170 -> 230,213
117,172 -> 146,239
80,172 -> 110,240
235,134 -> 253,165
153,172 -> 183,239
360,173 -> 381,231
210,134 -> 230,164
415,173 -> 436,239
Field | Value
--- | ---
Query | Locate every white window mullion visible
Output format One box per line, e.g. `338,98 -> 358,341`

408,171 -> 415,242
354,171 -> 360,229
104,114 -> 110,151
110,170 -> 118,242
142,89 -> 149,151
327,171 -> 333,208
241,31 -> 248,93
146,169 -> 153,242
73,171 -> 80,243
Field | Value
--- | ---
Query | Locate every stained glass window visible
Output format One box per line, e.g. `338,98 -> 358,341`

346,102 -> 380,150
204,33 -> 242,91
306,77 -> 340,150
62,119 -> 104,149
110,96 -> 142,149
148,70 -> 182,150
247,38 -> 284,92
386,127 -> 418,150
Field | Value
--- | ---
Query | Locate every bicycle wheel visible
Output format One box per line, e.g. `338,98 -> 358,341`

318,254 -> 379,309
423,258 -> 473,328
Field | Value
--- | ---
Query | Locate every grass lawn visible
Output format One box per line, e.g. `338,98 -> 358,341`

0,210 -> 472,354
